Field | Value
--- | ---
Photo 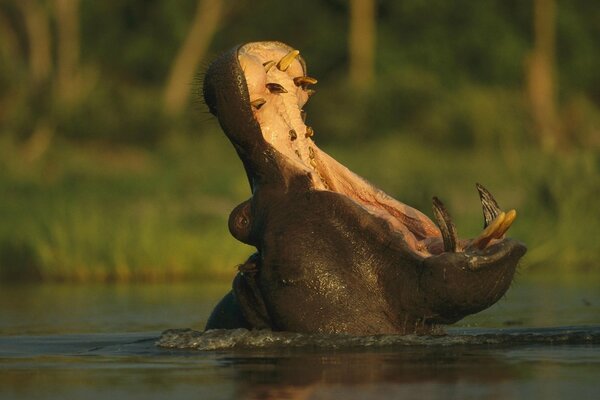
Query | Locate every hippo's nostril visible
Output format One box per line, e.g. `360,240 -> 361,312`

276,49 -> 300,71
305,126 -> 314,138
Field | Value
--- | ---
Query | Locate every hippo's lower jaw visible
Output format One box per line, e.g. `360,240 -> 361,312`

203,41 -> 527,335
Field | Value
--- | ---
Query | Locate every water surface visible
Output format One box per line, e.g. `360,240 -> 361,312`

1,275 -> 598,399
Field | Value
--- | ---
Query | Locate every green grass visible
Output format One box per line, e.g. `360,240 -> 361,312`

0,130 -> 598,282
0,131 -> 252,282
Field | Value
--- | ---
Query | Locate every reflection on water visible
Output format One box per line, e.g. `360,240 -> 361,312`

1,329 -> 599,400
217,344 -> 599,400
0,275 -> 599,400
0,282 -> 229,335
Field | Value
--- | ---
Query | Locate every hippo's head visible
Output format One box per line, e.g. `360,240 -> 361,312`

203,41 -> 526,335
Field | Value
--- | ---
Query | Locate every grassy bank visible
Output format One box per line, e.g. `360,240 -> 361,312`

0,130 -> 251,282
0,130 -> 598,282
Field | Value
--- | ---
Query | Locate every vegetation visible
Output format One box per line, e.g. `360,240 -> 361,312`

1,131 -> 597,282
0,0 -> 598,282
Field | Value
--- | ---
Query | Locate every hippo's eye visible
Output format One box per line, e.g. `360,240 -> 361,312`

238,216 -> 249,228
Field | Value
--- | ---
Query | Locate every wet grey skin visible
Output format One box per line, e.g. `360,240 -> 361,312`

202,41 -> 527,335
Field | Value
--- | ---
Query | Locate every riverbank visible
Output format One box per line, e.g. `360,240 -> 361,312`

1,131 -> 597,282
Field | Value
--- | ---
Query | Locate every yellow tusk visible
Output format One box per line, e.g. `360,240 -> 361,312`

293,76 -> 318,87
277,50 -> 300,71
494,209 -> 517,238
471,212 -> 506,250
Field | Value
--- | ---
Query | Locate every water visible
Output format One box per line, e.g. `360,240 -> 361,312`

157,326 -> 599,349
1,276 -> 599,399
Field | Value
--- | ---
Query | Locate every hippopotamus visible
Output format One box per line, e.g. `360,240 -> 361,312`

202,41 -> 526,335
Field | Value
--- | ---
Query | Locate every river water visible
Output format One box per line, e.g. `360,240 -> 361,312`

0,275 -> 598,400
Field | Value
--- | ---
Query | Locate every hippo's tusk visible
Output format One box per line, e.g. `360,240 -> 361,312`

469,212 -> 507,250
277,49 -> 300,71
472,184 -> 518,248
293,76 -> 318,87
476,183 -> 502,228
494,209 -> 517,239
432,197 -> 458,252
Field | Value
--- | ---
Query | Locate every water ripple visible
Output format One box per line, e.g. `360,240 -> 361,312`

156,325 -> 600,350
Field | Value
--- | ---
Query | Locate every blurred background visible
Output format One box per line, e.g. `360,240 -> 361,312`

0,0 -> 598,283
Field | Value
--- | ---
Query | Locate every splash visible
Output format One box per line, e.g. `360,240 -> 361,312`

156,326 -> 600,351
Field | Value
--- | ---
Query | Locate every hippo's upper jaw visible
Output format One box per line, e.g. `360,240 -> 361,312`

203,41 -> 527,335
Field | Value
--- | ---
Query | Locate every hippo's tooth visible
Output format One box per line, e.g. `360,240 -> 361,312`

293,76 -> 318,87
305,126 -> 314,138
432,197 -> 458,252
266,83 -> 288,94
250,98 -> 266,109
494,209 -> 517,238
476,183 -> 502,228
301,110 -> 307,122
277,49 -> 300,71
263,60 -> 276,72
468,211 -> 506,250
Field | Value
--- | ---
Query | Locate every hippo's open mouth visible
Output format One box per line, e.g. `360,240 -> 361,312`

203,41 -> 527,335
207,41 -> 517,258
